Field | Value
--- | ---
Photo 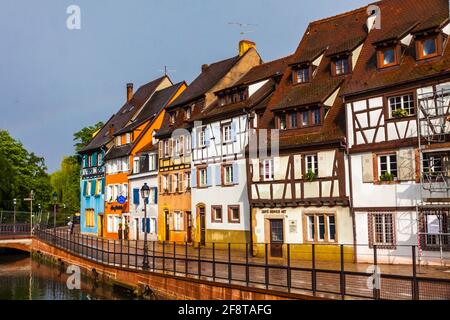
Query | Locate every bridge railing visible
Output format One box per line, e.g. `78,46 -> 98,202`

33,227 -> 450,300
0,223 -> 31,235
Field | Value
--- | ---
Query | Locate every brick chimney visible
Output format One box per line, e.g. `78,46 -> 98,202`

126,83 -> 133,102
201,64 -> 209,72
239,40 -> 256,56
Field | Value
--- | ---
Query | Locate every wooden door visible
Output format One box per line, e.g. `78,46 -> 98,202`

270,219 -> 284,258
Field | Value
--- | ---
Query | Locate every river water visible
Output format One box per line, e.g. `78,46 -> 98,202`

0,249 -> 138,300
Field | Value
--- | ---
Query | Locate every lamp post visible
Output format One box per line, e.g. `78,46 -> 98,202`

140,183 -> 150,269
52,192 -> 57,238
13,198 -> 17,232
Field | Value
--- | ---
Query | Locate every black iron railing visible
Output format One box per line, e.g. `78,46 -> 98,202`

0,223 -> 31,235
32,228 -> 450,300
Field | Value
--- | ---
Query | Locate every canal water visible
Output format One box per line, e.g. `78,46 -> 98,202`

0,249 -> 139,300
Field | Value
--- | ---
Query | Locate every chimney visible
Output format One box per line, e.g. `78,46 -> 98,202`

239,40 -> 256,56
366,5 -> 380,33
201,64 -> 209,72
126,83 -> 133,102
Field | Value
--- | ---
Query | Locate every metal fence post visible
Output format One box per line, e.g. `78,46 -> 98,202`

212,243 -> 216,282
107,240 -> 110,265
340,244 -> 346,300
373,245 -> 380,300
114,239 -> 116,266
173,241 -> 176,274
412,245 -> 419,300
127,239 -> 130,268
287,244 -> 291,293
120,239 -> 123,267
152,241 -> 156,271
185,242 -> 188,276
245,242 -> 249,286
265,243 -> 269,289
198,243 -> 201,279
228,243 -> 232,284
162,241 -> 166,273
312,244 -> 316,295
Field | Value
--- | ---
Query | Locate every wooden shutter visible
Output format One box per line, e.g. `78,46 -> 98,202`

398,148 -> 415,181
215,165 -> 222,186
191,168 -> 197,188
362,153 -> 374,183
180,212 -> 185,231
232,163 -> 239,184
168,139 -> 173,157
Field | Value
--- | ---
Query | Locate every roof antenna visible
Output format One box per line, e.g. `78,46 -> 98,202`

158,65 -> 176,76
228,22 -> 258,36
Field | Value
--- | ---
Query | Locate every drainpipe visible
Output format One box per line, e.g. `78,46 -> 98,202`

343,96 -> 358,263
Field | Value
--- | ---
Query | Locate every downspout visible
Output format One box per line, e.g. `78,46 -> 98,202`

343,96 -> 358,263
243,108 -> 255,256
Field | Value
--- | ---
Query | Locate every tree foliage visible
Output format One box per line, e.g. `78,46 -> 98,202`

73,121 -> 104,153
50,156 -> 81,214
0,130 -> 51,212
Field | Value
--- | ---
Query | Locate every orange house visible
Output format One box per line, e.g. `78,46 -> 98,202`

103,78 -> 186,239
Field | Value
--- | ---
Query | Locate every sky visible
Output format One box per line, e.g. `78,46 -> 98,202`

0,0 -> 371,172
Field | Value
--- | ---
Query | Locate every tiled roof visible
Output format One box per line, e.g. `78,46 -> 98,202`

344,0 -> 450,96
167,55 -> 242,109
79,76 -> 168,153
115,81 -> 185,135
104,144 -> 132,161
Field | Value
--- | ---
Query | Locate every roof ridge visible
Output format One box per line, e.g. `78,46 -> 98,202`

308,1 -> 378,26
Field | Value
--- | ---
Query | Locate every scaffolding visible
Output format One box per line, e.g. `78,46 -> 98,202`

416,86 -> 450,263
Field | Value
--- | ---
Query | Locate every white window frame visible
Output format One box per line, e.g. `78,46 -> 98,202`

174,211 -> 182,231
388,94 -> 415,117
306,154 -> 318,174
223,124 -> 232,143
133,157 -> 140,174
199,168 -> 208,187
378,154 -> 398,178
116,136 -> 122,147
263,159 -> 274,181
224,164 -> 233,185
199,128 -> 206,147
126,133 -> 131,144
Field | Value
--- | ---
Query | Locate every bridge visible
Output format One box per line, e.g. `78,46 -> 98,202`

1,223 -> 450,300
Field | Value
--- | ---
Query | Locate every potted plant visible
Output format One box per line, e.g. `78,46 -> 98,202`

392,108 -> 409,118
124,223 -> 129,240
379,172 -> 395,182
305,170 -> 317,182
118,223 -> 123,240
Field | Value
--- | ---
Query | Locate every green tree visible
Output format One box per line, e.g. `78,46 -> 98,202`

73,121 -> 104,153
0,130 -> 51,214
50,156 -> 80,214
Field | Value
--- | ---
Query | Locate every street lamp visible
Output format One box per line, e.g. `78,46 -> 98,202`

52,192 -> 57,238
140,183 -> 150,269
13,198 -> 17,232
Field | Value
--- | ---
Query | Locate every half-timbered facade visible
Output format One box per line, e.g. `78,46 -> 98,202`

190,56 -> 290,244
155,41 -> 262,243
343,0 -> 450,264
249,7 -> 371,259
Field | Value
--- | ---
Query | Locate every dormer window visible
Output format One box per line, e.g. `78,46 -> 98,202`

377,46 -> 398,68
417,36 -> 439,60
169,112 -> 176,124
296,67 -> 310,83
334,57 -> 350,75
185,107 -> 191,120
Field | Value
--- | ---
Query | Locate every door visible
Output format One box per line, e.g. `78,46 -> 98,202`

199,207 -> 206,246
165,210 -> 170,241
186,211 -> 192,243
134,218 -> 139,241
270,219 -> 284,258
98,215 -> 104,238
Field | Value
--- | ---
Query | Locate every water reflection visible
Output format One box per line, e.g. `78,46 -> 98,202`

0,249 -> 138,300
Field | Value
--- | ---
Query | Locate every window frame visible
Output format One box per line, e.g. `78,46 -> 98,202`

387,92 -> 416,118
305,154 -> 319,176
368,211 -> 396,249
228,205 -> 240,223
222,123 -> 232,143
222,164 -> 234,186
262,158 -> 274,181
333,56 -> 351,76
377,45 -> 399,68
295,66 -> 310,83
416,35 -> 440,60
198,167 -> 208,188
377,153 -> 398,181
303,213 -> 337,243
211,205 -> 223,223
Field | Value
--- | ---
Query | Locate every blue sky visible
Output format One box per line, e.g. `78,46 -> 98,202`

0,0 -> 371,172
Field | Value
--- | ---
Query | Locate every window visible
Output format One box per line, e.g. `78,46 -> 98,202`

301,111 -> 309,126
417,37 -> 438,59
126,133 -> 131,144
122,183 -> 128,198
421,209 -> 449,247
263,159 -> 274,181
296,67 -> 310,83
168,174 -> 174,193
116,136 -> 122,146
170,112 -> 176,124
86,181 -> 92,196
305,214 -> 336,243
223,124 -> 232,142
378,47 -> 398,68
149,154 -> 157,171
199,168 -> 208,187
378,154 -> 398,180
388,94 -> 415,117
312,109 -> 321,125
150,217 -> 157,234
223,164 -> 234,185
163,140 -> 169,157
199,128 -> 207,147
185,172 -> 191,189
370,212 -> 395,247
95,179 -> 102,195
114,184 -> 120,201
174,138 -> 180,156
85,209 -> 95,228
335,58 -> 349,75
173,211 -> 183,231
212,206 -> 223,223
107,185 -> 113,202
98,153 -> 103,166
289,112 -> 297,128
423,153 -> 444,175
185,107 -> 191,120
305,154 -> 318,175
279,114 -> 287,130
228,205 -> 240,223
133,157 -> 140,174
88,155 -> 92,167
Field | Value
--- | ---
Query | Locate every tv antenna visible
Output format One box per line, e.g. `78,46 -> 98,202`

158,65 -> 176,76
228,22 -> 258,35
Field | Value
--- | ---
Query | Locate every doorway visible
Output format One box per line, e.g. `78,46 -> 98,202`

186,211 -> 192,243
199,206 -> 206,246
270,219 -> 284,258
165,210 -> 170,241
98,214 -> 104,238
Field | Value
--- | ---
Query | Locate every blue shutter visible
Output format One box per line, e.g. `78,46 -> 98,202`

191,130 -> 196,149
141,218 -> 145,233
146,218 -> 150,233
231,120 -> 237,142
83,181 -> 88,196
133,188 -> 140,205
232,163 -> 239,184
206,166 -> 212,186
83,155 -> 88,168
215,165 -> 222,186
153,187 -> 158,204
93,152 -> 98,167
101,178 -> 105,194
91,180 -> 96,196
191,168 -> 197,188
